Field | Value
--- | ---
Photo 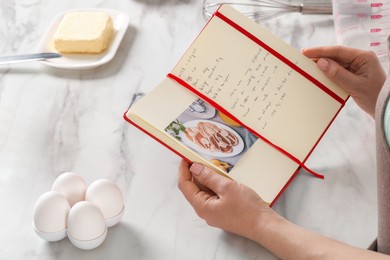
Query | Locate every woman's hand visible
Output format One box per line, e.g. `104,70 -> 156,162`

178,160 -> 390,259
178,160 -> 275,240
302,46 -> 386,118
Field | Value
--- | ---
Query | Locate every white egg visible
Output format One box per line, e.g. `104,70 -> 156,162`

67,201 -> 107,250
85,179 -> 124,227
52,172 -> 87,206
33,191 -> 70,241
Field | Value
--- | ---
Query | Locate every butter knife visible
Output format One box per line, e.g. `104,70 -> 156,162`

0,52 -> 62,65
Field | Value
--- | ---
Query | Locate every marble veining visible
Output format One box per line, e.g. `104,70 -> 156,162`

0,0 -> 378,259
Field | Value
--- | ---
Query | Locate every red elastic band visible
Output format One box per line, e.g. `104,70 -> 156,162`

162,9 -> 352,179
214,12 -> 344,105
167,73 -> 324,179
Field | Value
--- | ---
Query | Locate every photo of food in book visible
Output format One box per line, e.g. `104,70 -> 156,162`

165,99 -> 258,173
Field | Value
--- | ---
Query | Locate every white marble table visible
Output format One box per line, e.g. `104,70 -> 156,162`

0,0 -> 378,259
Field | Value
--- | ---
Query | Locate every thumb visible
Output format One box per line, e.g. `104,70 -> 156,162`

190,163 -> 232,195
316,58 -> 357,92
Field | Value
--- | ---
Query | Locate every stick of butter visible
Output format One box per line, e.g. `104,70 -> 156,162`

54,12 -> 114,54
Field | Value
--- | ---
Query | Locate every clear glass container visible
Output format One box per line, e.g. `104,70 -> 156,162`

333,0 -> 390,69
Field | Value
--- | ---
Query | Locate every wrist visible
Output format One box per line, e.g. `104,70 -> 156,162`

245,206 -> 286,243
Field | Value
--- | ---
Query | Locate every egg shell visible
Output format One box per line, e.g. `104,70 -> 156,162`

52,172 -> 87,206
33,191 -> 70,241
85,179 -> 124,226
67,201 -> 107,244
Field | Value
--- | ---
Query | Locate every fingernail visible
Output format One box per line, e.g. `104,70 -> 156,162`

317,58 -> 329,71
190,163 -> 204,176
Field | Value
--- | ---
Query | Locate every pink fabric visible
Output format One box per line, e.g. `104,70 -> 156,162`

375,77 -> 390,254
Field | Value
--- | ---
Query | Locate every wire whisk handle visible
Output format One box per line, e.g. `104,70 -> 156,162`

202,0 -> 333,22
300,3 -> 332,14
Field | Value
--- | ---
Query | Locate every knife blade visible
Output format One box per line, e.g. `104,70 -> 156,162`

0,52 -> 62,65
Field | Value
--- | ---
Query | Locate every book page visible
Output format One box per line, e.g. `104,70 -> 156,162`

171,6 -> 347,161
126,78 -> 300,204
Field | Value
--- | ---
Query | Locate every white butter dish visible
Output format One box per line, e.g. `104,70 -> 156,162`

36,8 -> 130,70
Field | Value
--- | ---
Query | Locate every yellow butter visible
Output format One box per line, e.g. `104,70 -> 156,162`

54,12 -> 114,54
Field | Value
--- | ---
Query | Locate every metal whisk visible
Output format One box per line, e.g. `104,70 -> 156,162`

202,0 -> 333,22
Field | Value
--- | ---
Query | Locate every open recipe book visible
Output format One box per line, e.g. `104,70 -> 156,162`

124,5 -> 348,206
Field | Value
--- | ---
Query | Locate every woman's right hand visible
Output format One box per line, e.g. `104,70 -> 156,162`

178,160 -> 275,240
302,46 -> 387,118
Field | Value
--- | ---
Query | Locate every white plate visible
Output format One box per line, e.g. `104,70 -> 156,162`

184,99 -> 216,119
36,8 -> 130,70
179,120 -> 244,158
